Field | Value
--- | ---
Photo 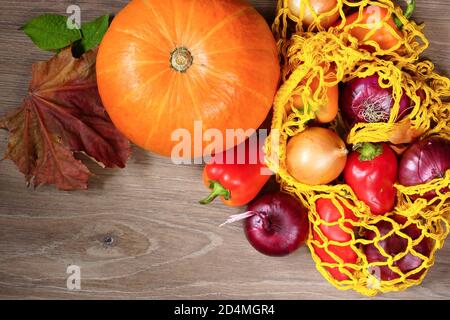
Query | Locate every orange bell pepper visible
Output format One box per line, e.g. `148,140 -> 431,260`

289,70 -> 339,124
340,0 -> 416,50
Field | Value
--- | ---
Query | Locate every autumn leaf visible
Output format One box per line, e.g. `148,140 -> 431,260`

0,48 -> 131,190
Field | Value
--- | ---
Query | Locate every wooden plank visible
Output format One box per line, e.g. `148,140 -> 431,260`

0,0 -> 449,300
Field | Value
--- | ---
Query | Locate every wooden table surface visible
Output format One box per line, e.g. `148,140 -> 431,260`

0,0 -> 449,300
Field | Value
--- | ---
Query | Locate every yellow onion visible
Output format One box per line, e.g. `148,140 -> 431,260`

286,127 -> 348,185
288,0 -> 339,27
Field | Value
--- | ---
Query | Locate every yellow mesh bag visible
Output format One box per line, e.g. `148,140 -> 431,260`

266,0 -> 450,296
273,0 -> 429,68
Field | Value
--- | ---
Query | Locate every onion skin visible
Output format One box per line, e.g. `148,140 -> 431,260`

399,137 -> 450,199
341,75 -> 411,125
286,127 -> 348,185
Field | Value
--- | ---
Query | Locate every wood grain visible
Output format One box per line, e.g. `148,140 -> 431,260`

0,0 -> 449,300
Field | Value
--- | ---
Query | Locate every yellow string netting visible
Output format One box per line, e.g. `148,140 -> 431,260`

266,0 -> 450,296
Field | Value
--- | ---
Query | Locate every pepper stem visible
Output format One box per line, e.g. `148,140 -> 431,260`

199,180 -> 231,205
394,0 -> 416,29
355,142 -> 383,161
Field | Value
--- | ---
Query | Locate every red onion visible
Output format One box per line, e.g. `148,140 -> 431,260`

341,74 -> 411,125
364,220 -> 431,281
399,137 -> 450,198
244,192 -> 309,256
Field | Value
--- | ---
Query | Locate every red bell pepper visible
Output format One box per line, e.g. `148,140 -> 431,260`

344,143 -> 398,215
340,0 -> 416,50
312,198 -> 358,281
199,137 -> 271,207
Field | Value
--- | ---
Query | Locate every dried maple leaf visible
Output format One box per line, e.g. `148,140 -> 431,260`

0,48 -> 131,190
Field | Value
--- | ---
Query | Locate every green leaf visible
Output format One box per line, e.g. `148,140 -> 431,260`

80,15 -> 110,52
21,14 -> 82,51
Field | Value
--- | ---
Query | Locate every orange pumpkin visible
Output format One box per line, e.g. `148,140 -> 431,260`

97,0 -> 280,158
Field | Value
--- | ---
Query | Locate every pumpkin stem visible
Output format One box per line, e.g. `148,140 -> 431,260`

170,47 -> 193,73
